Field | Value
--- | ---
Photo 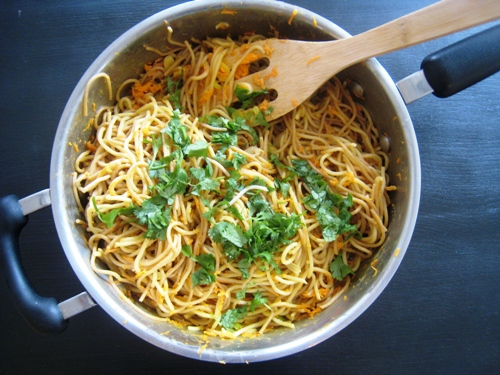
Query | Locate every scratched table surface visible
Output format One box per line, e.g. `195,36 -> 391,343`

0,1 -> 499,374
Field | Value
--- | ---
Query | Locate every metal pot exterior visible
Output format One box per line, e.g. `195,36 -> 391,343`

50,0 -> 420,363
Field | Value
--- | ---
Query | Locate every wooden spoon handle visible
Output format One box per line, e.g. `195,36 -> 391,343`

329,0 -> 500,68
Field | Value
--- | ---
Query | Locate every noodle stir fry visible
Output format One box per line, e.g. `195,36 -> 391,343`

73,29 -> 392,338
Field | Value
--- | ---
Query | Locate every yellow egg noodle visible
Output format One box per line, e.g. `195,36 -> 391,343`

73,28 -> 392,339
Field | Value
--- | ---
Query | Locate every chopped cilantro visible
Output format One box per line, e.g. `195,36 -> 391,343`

92,197 -> 135,228
143,133 -> 164,163
206,115 -> 259,146
330,253 -> 354,281
181,245 -> 216,287
220,291 -> 268,330
291,159 -> 359,241
153,154 -> 189,204
249,290 -> 267,312
234,85 -> 268,110
208,221 -> 248,248
184,139 -> 209,158
220,306 -> 248,331
162,110 -> 190,150
189,164 -> 220,196
167,75 -> 183,110
208,194 -> 303,277
133,195 -> 172,240
230,152 -> 247,170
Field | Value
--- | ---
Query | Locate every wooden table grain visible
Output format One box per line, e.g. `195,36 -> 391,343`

1,1 -> 499,374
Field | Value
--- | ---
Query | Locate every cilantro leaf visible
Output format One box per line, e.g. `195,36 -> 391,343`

212,131 -> 238,147
249,290 -> 267,312
220,306 -> 248,331
167,75 -> 183,110
228,106 -> 270,129
181,245 -> 216,287
208,222 -> 247,247
153,153 -> 189,204
236,287 -> 247,300
92,197 -> 135,228
291,159 -> 359,241
144,133 -> 164,163
162,110 -> 189,150
330,253 -> 354,280
206,114 -> 258,146
230,152 -> 247,170
189,164 -> 220,196
192,268 -> 216,287
237,257 -> 252,279
274,178 -> 290,198
184,139 -> 209,158
220,291 -> 267,330
196,253 -> 216,272
133,195 -> 171,240
234,85 -> 268,110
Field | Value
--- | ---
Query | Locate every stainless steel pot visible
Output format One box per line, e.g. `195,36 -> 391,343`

1,0 -> 498,364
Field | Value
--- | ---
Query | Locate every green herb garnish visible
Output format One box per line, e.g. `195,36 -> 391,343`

219,290 -> 268,331
181,245 -> 216,287
329,253 -> 354,281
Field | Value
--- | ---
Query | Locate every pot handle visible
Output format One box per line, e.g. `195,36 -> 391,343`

0,193 -> 68,334
422,23 -> 500,98
396,24 -> 500,104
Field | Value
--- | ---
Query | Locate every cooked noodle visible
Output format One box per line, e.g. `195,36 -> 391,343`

73,29 -> 392,338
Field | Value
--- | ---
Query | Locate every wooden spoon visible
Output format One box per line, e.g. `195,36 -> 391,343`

235,0 -> 500,120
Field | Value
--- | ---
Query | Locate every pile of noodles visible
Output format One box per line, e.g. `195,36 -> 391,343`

73,28 -> 393,339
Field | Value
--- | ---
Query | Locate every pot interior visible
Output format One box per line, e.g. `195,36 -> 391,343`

50,0 -> 420,363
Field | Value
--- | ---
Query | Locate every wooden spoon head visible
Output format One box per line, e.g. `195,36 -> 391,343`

234,39 -> 341,121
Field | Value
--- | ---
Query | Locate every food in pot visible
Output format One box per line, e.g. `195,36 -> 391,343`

72,27 -> 393,338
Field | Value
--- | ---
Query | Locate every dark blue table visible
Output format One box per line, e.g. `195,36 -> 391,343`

1,1 -> 499,373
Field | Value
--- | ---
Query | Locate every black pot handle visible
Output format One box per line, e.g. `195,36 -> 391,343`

422,23 -> 500,98
0,194 -> 68,334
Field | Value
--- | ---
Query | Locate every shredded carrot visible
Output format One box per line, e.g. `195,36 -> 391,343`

308,306 -> 322,318
306,55 -> 321,66
335,234 -> 343,248
318,288 -> 330,299
264,66 -> 278,80
85,141 -> 97,153
258,99 -> 271,113
234,64 -> 250,79
263,41 -> 274,56
131,80 -> 163,102
223,84 -> 232,101
291,98 -> 299,107
252,73 -> 265,89
73,143 -> 79,153
84,118 -> 94,132
199,88 -> 214,105
240,52 -> 262,65
221,9 -> 237,15
288,9 -> 298,25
